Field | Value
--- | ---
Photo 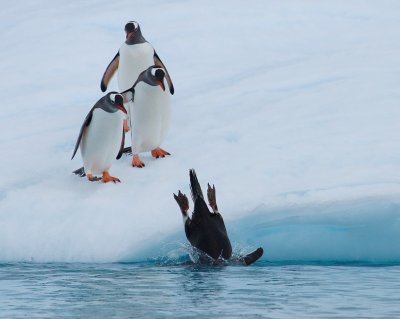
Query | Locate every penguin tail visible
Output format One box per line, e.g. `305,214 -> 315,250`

73,167 -> 86,177
189,169 -> 204,202
240,247 -> 264,266
122,146 -> 132,155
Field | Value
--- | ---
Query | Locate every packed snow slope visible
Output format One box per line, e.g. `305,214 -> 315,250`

1,0 -> 400,263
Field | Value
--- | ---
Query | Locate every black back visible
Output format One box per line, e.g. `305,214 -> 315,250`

185,170 -> 232,260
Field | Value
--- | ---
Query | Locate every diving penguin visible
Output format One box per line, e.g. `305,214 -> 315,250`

122,65 -> 171,168
174,169 -> 264,266
71,93 -> 127,183
100,21 -> 174,133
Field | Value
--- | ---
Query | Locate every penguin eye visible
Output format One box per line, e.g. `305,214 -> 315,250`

151,68 -> 163,77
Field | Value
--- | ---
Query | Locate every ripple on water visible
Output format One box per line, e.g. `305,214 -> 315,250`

0,262 -> 400,318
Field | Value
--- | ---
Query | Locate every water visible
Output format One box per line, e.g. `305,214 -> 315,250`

1,262 -> 399,319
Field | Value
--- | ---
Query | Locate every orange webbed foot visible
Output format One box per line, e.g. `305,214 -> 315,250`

151,147 -> 171,159
87,174 -> 101,182
132,154 -> 145,168
102,171 -> 121,183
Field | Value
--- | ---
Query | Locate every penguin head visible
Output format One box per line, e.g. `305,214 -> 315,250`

124,21 -> 139,39
110,93 -> 127,114
121,66 -> 166,99
150,67 -> 166,91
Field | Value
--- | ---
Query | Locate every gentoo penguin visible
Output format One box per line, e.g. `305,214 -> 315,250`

174,170 -> 264,266
100,21 -> 174,95
71,93 -> 127,183
122,65 -> 171,168
100,21 -> 174,133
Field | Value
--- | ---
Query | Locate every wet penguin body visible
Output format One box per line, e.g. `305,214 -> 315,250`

71,93 -> 127,182
178,170 -> 232,260
174,170 -> 264,265
123,65 -> 171,167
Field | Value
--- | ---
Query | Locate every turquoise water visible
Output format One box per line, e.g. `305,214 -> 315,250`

1,262 -> 399,318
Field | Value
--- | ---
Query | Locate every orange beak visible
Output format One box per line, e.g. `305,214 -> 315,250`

156,80 -> 165,91
126,31 -> 135,39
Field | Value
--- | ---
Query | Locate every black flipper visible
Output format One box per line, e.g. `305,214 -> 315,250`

73,167 -> 85,177
154,51 -> 174,95
116,130 -> 125,160
71,111 -> 93,160
240,247 -> 264,266
189,169 -> 204,202
101,52 -> 120,92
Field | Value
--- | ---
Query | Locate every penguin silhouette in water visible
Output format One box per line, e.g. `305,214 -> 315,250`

71,93 -> 127,183
122,65 -> 171,167
174,170 -> 264,265
100,21 -> 174,133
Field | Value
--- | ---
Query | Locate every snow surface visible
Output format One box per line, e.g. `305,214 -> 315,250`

1,0 -> 400,262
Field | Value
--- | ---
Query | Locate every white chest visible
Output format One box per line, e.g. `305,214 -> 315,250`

129,83 -> 171,153
81,109 -> 125,175
118,43 -> 155,91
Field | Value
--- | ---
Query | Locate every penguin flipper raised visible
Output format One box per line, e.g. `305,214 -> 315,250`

154,51 -> 174,95
101,52 -> 120,92
116,130 -> 125,160
71,111 -> 93,160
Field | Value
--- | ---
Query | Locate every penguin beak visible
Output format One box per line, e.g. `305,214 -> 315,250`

126,31 -> 135,39
117,104 -> 127,114
156,80 -> 165,91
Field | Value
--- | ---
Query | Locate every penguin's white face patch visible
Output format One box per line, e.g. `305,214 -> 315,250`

127,21 -> 138,30
151,68 -> 159,77
110,93 -> 117,102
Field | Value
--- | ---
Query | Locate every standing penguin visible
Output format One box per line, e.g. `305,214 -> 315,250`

122,65 -> 171,168
71,93 -> 127,183
100,21 -> 174,133
101,21 -> 174,95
